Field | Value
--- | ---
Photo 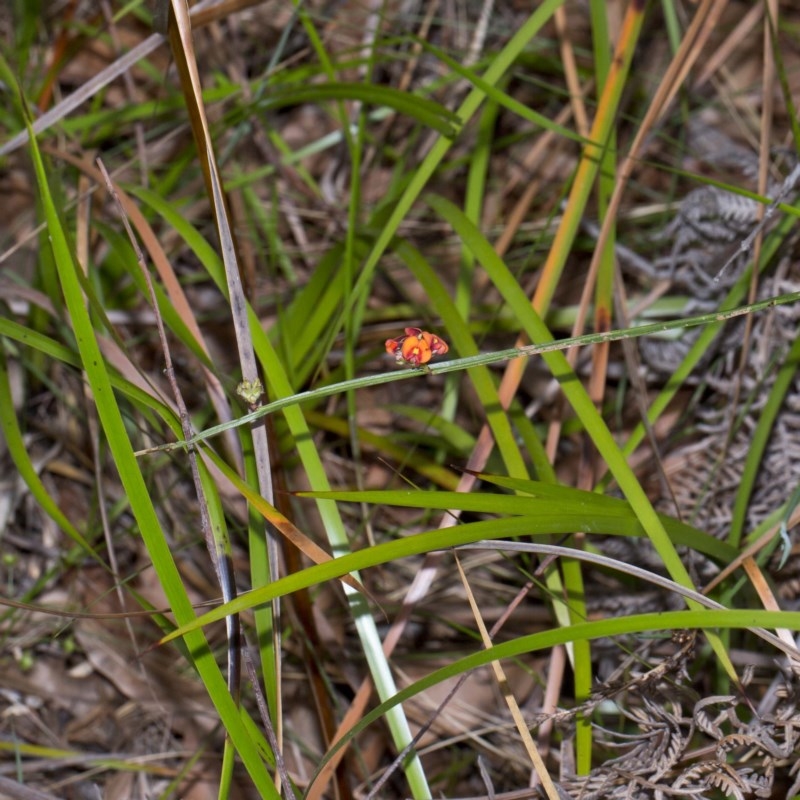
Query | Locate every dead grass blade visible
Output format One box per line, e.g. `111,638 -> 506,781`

454,553 -> 561,800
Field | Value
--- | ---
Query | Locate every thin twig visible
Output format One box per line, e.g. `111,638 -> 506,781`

135,288 -> 800,456
243,645 -> 298,799
96,157 -> 241,696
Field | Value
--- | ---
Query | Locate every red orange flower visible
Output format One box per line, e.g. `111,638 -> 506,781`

400,332 -> 431,366
385,327 -> 449,367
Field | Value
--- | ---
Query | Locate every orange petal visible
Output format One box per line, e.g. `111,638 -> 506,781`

385,338 -> 401,355
421,331 -> 449,356
401,334 -> 432,366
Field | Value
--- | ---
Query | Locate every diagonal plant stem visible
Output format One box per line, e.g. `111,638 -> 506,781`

0,54 -> 279,796
164,0 -> 282,774
96,157 -> 240,691
350,12 -> 648,680
134,288 -> 800,455
455,553 -> 562,798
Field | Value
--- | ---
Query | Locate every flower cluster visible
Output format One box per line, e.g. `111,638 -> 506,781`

385,327 -> 449,367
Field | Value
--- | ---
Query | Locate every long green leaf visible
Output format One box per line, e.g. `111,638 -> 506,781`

0,58 -> 278,797
130,170 -> 430,795
257,82 -> 460,136
157,510 -> 739,641
425,192 -> 739,677
307,607 -> 800,789
0,346 -> 99,556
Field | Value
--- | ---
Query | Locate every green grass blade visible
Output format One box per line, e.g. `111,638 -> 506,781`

307,606 -> 800,787
395,240 -> 529,478
341,0 -> 566,324
425,192 -> 739,677
0,57 -> 278,796
158,511 -> 740,640
728,327 -> 800,549
0,345 -> 99,557
257,82 -> 460,136
130,172 -> 430,795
